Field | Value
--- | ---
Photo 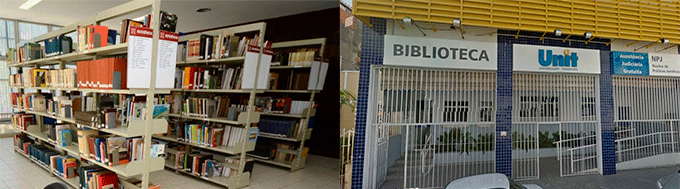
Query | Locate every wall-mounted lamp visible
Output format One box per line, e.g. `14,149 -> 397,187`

584,32 -> 593,39
661,38 -> 670,44
403,17 -> 412,26
452,19 -> 461,28
554,29 -> 562,37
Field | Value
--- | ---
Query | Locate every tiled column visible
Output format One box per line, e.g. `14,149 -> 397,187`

351,17 -> 386,189
495,40 -> 513,177
599,51 -> 616,175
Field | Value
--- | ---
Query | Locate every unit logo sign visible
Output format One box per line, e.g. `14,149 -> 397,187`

612,51 -> 680,77
513,44 -> 601,74
383,35 -> 497,70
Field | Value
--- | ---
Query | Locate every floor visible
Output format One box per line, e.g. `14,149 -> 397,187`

0,135 -> 340,189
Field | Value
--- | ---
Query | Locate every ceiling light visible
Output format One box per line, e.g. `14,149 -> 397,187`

403,17 -> 412,26
584,32 -> 593,39
19,0 -> 42,10
661,38 -> 670,44
196,8 -> 211,13
452,19 -> 461,28
554,29 -> 562,37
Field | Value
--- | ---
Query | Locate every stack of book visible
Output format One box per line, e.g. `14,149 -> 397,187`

76,58 -> 127,89
45,124 -> 73,147
13,68 -> 49,87
44,35 -> 73,57
49,155 -> 77,179
180,34 -> 261,62
26,144 -> 60,167
12,93 -> 50,111
173,124 -> 258,148
76,25 -> 116,52
258,119 -> 301,139
178,66 -> 244,90
47,96 -> 81,119
14,43 -> 43,63
78,165 -> 119,189
181,97 -> 247,121
11,113 -> 34,131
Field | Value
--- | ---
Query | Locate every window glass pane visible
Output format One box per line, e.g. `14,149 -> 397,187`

6,20 -> 15,39
8,39 -> 15,49
0,61 -> 8,80
0,39 -> 7,55
19,22 -> 48,41
0,20 -> 6,37
0,80 -> 11,114
52,26 -> 61,31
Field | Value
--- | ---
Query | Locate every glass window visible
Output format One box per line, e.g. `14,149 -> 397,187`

19,22 -> 48,41
0,19 -> 16,56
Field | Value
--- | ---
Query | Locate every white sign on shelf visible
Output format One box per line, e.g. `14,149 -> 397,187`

127,26 -> 179,89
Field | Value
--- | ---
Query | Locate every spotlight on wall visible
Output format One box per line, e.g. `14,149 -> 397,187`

661,38 -> 670,44
452,19 -> 461,28
554,29 -> 562,37
584,32 -> 593,39
403,17 -> 412,26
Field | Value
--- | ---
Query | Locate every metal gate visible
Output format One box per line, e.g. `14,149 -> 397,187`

368,66 -> 496,188
613,76 -> 680,170
512,73 -> 600,178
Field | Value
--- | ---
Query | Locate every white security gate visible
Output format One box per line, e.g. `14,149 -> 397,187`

512,73 -> 600,178
368,66 -> 496,188
613,76 -> 680,170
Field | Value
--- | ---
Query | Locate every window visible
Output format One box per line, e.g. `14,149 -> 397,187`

443,101 -> 468,122
18,22 -> 48,41
0,19 -> 16,56
581,97 -> 596,117
479,101 -> 493,122
520,96 -> 558,118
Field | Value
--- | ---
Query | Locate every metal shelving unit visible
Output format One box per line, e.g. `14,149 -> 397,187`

9,1 -> 170,188
151,22 -> 267,189
246,38 -> 326,171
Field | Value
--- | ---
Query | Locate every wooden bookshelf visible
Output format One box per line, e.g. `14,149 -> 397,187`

8,1 -> 171,188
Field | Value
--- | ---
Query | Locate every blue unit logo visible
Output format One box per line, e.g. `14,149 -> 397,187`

538,49 -> 579,67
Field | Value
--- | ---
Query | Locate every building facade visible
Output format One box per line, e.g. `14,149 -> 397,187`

350,1 -> 680,188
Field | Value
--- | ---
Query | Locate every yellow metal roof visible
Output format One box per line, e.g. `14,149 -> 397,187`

353,0 -> 680,44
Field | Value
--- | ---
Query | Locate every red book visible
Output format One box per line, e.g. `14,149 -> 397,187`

90,25 -> 108,49
112,58 -> 127,89
97,172 -> 119,189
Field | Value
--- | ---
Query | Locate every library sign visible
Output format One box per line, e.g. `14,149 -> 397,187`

513,44 -> 601,74
383,35 -> 497,70
611,51 -> 680,77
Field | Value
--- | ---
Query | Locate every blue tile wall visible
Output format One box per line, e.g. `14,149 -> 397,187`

352,17 -> 386,189
497,30 -> 614,176
599,51 -> 616,175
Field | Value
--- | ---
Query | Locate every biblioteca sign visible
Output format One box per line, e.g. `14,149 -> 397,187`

383,35 -> 498,70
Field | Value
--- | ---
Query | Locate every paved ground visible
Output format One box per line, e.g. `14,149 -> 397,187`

382,156 -> 680,189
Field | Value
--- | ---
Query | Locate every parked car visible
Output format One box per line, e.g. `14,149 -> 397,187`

657,170 -> 680,188
445,173 -> 542,189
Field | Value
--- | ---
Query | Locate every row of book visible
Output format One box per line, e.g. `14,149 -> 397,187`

269,61 -> 329,90
120,11 -> 177,43
76,25 -> 117,52
258,97 -> 312,115
12,113 -> 34,131
79,165 -> 119,189
77,58 -> 127,89
12,92 -> 96,115
45,124 -> 73,147
288,49 -> 318,67
8,43 -> 42,63
179,34 -> 260,62
178,65 -> 244,90
50,155 -> 78,179
11,93 -> 47,111
76,129 -> 158,166
173,152 -> 247,178
181,96 -> 246,120
172,123 -> 259,148
9,68 -> 77,88
45,35 -> 73,57
249,143 -> 308,163
258,119 -> 303,139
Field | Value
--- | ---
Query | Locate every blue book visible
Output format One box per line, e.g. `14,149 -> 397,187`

107,29 -> 117,45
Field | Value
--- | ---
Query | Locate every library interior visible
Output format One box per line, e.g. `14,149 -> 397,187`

0,1 -> 340,189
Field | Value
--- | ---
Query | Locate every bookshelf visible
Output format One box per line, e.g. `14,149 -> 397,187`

150,22 -> 268,189
246,38 -> 326,171
9,1 -> 173,189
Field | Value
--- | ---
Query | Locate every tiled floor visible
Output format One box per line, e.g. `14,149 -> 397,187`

0,137 -> 340,189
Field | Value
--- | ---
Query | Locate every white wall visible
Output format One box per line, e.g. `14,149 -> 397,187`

610,39 -> 678,54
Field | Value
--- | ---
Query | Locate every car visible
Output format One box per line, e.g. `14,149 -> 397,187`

445,173 -> 543,189
657,170 -> 680,188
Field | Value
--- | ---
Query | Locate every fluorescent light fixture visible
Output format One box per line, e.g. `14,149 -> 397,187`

19,0 -> 42,10
554,29 -> 562,37
403,17 -> 412,25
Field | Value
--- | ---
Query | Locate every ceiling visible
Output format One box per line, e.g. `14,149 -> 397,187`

0,0 -> 338,33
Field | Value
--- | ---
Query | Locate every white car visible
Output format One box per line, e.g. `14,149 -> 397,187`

657,170 -> 680,188
445,173 -> 543,189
